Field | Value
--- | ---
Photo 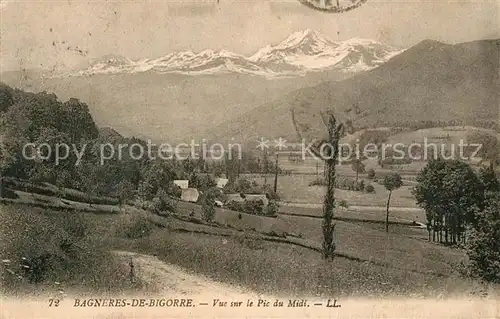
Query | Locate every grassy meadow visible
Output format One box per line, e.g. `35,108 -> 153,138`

1,198 -> 482,298
248,173 -> 420,208
0,204 -> 155,297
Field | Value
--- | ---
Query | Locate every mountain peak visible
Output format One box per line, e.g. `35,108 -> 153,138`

63,30 -> 403,79
279,29 -> 333,49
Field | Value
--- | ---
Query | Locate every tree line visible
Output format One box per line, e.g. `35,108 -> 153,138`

0,83 -> 280,204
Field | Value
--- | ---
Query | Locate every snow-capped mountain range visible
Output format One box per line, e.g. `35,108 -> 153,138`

63,30 -> 404,78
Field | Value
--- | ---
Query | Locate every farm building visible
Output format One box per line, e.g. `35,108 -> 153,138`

216,178 -> 229,189
174,180 -> 189,189
181,188 -> 199,202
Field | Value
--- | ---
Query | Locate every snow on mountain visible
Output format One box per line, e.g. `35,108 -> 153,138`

72,54 -> 138,76
64,30 -> 403,78
250,30 -> 403,73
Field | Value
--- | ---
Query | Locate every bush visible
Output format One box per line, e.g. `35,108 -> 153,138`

265,200 -> 279,217
157,189 -> 178,213
367,169 -> 376,180
167,183 -> 182,199
226,199 -> 266,216
226,178 -> 280,201
262,185 -> 280,201
243,200 -> 264,215
115,180 -> 136,205
357,180 -> 365,192
226,201 -> 244,212
146,189 -> 178,216
200,188 -> 217,222
365,184 -> 375,193
464,195 -> 500,283
201,199 -> 216,222
149,197 -> 163,214
333,177 -> 365,192
338,199 -> 349,209
0,207 -> 143,295
309,179 -> 326,186
137,181 -> 155,201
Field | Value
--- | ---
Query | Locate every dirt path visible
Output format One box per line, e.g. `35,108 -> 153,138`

113,250 -> 262,298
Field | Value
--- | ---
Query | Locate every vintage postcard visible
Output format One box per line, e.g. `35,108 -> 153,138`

1,0 -> 499,318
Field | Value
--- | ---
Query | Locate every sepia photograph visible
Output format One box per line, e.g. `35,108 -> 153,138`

0,0 -> 499,318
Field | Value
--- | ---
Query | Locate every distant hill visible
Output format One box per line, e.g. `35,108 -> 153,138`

211,39 -> 499,143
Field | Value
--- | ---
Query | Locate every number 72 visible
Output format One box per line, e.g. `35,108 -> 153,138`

48,299 -> 60,307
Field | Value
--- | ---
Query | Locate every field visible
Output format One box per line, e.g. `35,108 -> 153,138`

248,174 -> 420,208
1,195 -> 483,298
0,204 -> 154,297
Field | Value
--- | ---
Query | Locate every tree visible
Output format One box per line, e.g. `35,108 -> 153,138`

116,179 -> 136,206
383,172 -> 403,232
0,83 -> 14,113
464,193 -> 500,283
273,154 -> 279,193
413,158 -> 485,244
201,188 -> 217,222
306,112 -> 344,261
479,166 -> 500,194
351,158 -> 366,183
367,168 -> 376,180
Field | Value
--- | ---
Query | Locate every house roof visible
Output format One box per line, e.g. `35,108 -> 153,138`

181,188 -> 199,202
174,180 -> 189,189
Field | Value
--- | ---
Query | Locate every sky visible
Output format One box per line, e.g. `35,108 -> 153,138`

1,0 -> 499,72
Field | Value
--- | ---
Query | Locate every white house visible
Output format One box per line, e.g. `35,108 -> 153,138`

216,178 -> 229,189
181,188 -> 199,203
174,180 -> 189,189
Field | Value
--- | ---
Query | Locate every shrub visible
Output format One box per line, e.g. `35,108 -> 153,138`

137,181 -> 155,201
149,197 -> 163,214
157,189 -> 178,213
226,199 -> 266,216
145,189 -> 178,216
357,180 -> 365,192
201,199 -> 216,222
1,208 -> 144,295
265,200 -> 279,217
262,184 -> 280,201
463,195 -> 500,283
367,169 -> 376,180
365,184 -> 375,193
338,199 -> 349,209
200,189 -> 216,222
346,180 -> 355,190
226,200 -> 244,212
309,179 -> 326,186
167,183 -> 182,199
115,180 -> 136,205
243,200 -> 264,215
